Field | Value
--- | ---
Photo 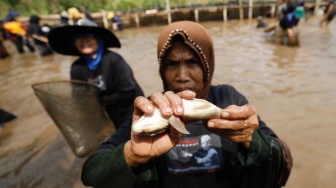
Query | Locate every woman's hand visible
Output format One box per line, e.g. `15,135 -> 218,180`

206,104 -> 259,149
124,90 -> 196,167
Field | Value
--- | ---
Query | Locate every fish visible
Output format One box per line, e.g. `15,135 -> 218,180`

131,98 -> 222,135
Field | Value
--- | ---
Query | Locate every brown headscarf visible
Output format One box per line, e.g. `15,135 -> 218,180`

157,21 -> 215,99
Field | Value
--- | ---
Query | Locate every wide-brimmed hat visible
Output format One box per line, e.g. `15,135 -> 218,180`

48,25 -> 121,56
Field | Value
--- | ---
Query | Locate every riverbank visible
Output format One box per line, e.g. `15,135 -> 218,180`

19,3 -> 279,28
13,1 -> 324,32
18,1 -> 324,31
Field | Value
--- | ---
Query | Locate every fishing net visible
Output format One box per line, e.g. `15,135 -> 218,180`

32,80 -> 116,158
0,108 -> 16,124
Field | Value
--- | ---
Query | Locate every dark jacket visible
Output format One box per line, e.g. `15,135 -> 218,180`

71,50 -> 144,128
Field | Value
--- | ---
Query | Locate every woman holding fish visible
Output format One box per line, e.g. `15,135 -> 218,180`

81,21 -> 292,188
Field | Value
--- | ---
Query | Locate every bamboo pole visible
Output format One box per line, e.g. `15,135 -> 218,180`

314,0 -> 321,16
135,13 -> 140,28
166,0 -> 172,24
271,4 -> 276,19
238,0 -> 243,20
248,0 -> 253,19
101,10 -> 108,29
223,6 -> 228,23
195,9 -> 199,22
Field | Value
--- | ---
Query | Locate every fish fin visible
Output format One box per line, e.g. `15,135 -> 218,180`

183,98 -> 213,110
168,116 -> 190,134
194,101 -> 213,109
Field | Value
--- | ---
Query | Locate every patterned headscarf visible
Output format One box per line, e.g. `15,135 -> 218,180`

157,21 -> 215,99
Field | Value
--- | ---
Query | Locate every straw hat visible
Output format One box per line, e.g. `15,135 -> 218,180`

107,12 -> 115,19
67,7 -> 83,19
48,25 -> 121,56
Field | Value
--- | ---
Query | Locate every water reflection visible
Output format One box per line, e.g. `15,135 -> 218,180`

1,17 -> 336,187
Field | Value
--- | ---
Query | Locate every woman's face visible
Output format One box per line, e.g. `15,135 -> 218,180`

74,34 -> 98,56
163,40 -> 204,95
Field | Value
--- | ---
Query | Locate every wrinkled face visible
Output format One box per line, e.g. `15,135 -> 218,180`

74,34 -> 98,56
162,40 -> 204,95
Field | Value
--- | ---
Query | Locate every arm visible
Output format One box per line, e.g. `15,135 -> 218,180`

82,143 -> 158,188
81,114 -> 158,188
124,91 -> 196,167
326,3 -> 335,16
81,90 -> 196,187
321,3 -> 335,22
207,85 -> 292,186
32,34 -> 48,43
219,110 -> 291,187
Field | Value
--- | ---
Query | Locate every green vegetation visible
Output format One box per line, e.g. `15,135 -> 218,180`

0,0 -> 276,19
0,0 -> 162,18
0,0 -> 227,18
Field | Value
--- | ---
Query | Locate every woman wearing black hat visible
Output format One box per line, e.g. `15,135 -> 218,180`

48,25 -> 144,129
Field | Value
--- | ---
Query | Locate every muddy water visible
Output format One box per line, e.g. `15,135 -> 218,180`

1,17 -> 336,188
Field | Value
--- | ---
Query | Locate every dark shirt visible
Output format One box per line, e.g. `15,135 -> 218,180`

279,1 -> 301,29
81,84 -> 284,188
282,2 -> 297,15
280,13 -> 299,29
71,50 -> 144,128
60,16 -> 69,25
27,24 -> 45,45
112,16 -> 124,30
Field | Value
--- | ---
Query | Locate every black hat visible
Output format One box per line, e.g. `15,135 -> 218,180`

48,24 -> 121,56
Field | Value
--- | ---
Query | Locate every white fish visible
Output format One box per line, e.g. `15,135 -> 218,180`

131,98 -> 222,135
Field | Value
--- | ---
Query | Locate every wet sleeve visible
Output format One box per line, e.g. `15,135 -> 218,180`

81,143 -> 157,188
236,127 -> 276,166
220,85 -> 288,186
235,113 -> 283,171
220,84 -> 281,166
234,128 -> 286,187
